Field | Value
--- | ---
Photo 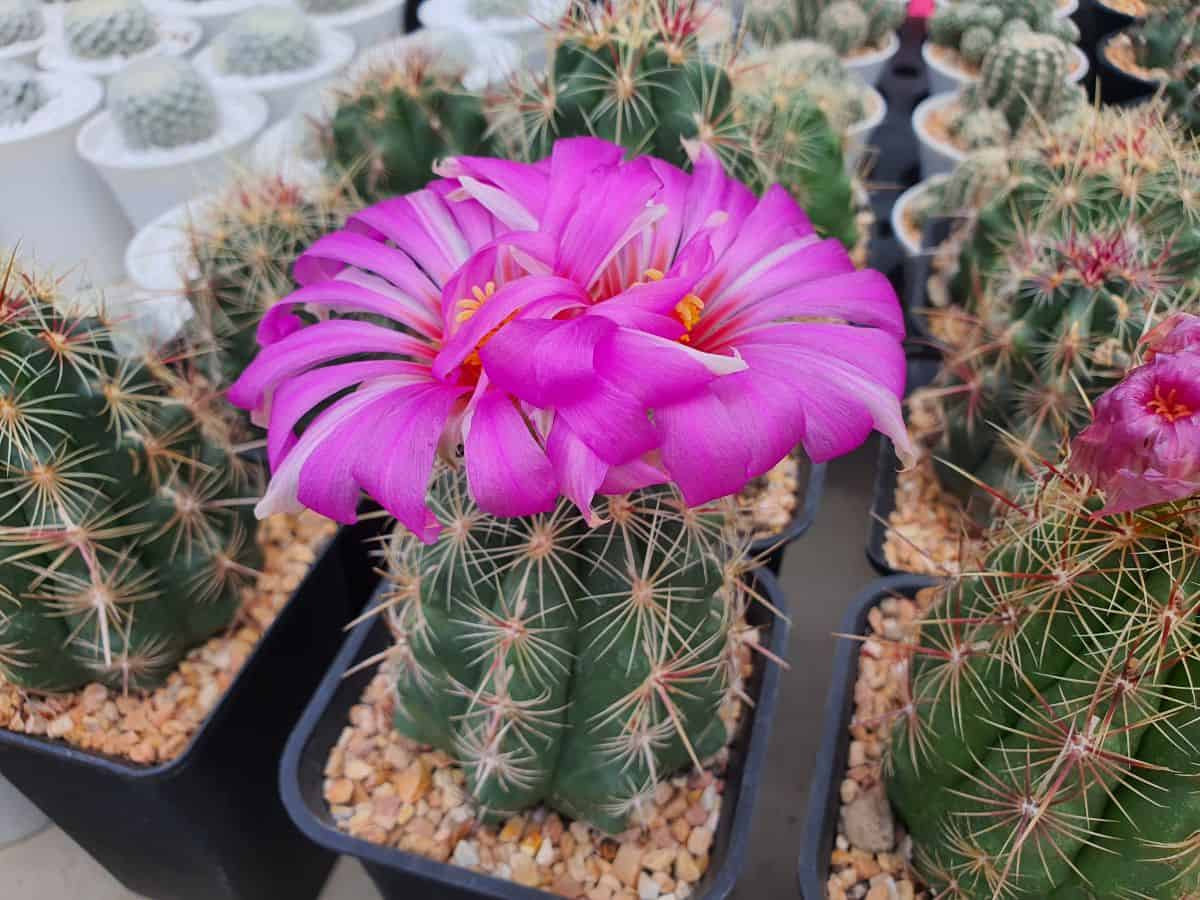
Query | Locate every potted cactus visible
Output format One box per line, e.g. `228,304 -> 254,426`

210,131 -> 914,898
923,0 -> 1083,95
913,28 -> 1087,177
0,249 -> 384,899
810,0 -> 906,85
193,5 -> 356,124
76,56 -> 270,228
0,63 -> 130,284
417,0 -> 571,68
37,0 -> 202,85
292,0 -> 403,53
1099,6 -> 1199,104
145,0 -> 255,42
803,318 -> 1200,898
0,0 -> 47,65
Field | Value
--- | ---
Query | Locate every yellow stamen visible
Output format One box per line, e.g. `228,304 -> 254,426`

643,268 -> 665,282
1147,384 -> 1192,423
454,281 -> 496,325
674,292 -> 704,337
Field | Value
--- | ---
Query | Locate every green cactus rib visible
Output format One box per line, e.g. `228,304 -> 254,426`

888,475 -> 1200,899
63,0 -> 157,61
109,57 -> 218,151
382,469 -> 747,833
0,257 -> 262,693
979,32 -> 1070,133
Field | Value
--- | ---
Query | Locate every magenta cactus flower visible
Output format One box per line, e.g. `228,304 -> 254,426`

229,138 -> 911,541
1071,315 -> 1200,515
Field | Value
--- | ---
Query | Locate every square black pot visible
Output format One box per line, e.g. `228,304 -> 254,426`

796,575 -> 940,900
0,517 -> 385,900
281,568 -> 792,900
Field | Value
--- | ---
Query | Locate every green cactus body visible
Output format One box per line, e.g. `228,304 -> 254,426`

816,0 -> 868,55
184,175 -> 352,385
957,25 -> 993,68
298,0 -> 364,15
213,6 -> 320,77
64,0 -> 158,61
1133,7 -> 1199,72
742,0 -> 799,47
383,472 -> 746,832
927,5 -> 965,48
979,32 -> 1070,132
108,57 -> 218,150
1167,62 -> 1200,137
938,146 -> 1009,213
949,102 -> 1010,150
327,53 -> 493,201
0,63 -> 46,126
0,259 -> 263,693
857,0 -> 904,47
932,103 -> 1200,498
0,0 -> 43,48
888,475 -> 1200,899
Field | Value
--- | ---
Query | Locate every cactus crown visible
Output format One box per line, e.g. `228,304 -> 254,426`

932,103 -> 1200,496
978,31 -> 1072,133
378,465 -> 758,832
213,6 -> 321,77
0,0 -> 43,49
0,255 -> 263,693
108,57 -> 219,151
885,467 -> 1200,898
63,0 -> 158,61
323,43 -> 494,200
183,173 -> 354,386
0,62 -> 45,127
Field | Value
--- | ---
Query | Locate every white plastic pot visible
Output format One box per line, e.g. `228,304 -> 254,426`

77,90 -> 269,229
0,16 -> 50,66
922,40 -> 1089,96
37,16 -> 202,86
912,92 -> 965,179
252,113 -> 326,186
0,775 -> 47,848
891,174 -> 949,259
193,25 -> 355,125
0,72 -> 130,286
146,0 -> 260,43
844,30 -> 899,87
844,86 -> 887,174
418,0 -> 568,68
299,0 -> 402,50
123,192 -> 214,291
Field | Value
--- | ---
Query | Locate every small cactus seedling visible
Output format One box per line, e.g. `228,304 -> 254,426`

1132,5 -> 1199,72
378,467 -> 759,831
108,57 -> 218,151
324,44 -> 493,200
885,383 -> 1200,897
0,0 -> 43,49
741,39 -> 871,134
927,0 -> 1077,70
979,31 -> 1073,132
212,6 -> 320,77
0,254 -> 263,693
815,0 -> 904,55
183,173 -> 355,386
63,0 -> 158,61
0,62 -> 46,127
741,0 -> 800,47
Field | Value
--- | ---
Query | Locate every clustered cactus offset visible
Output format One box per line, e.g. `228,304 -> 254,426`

108,57 -> 219,151
380,468 -> 754,831
0,0 -> 43,49
212,6 -> 320,77
928,0 -> 1078,69
0,62 -> 46,127
0,256 -> 262,693
815,0 -> 904,57
64,0 -> 158,61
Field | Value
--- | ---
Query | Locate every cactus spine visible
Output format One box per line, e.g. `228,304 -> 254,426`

0,0 -> 43,49
213,6 -> 320,77
816,0 -> 868,55
64,0 -> 158,61
979,31 -> 1071,132
886,471 -> 1200,898
108,57 -> 218,151
381,467 -> 752,832
0,63 -> 45,126
0,256 -> 263,693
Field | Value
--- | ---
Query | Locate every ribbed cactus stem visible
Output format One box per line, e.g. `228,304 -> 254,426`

213,6 -> 320,77
108,57 -> 218,150
979,32 -> 1069,132
0,62 -> 45,126
0,0 -> 43,48
64,0 -> 158,60
815,0 -> 868,55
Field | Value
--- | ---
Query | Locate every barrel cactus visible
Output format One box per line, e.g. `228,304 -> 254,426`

979,31 -> 1072,132
212,6 -> 320,77
324,46 -> 493,200
930,102 -> 1200,496
108,57 -> 218,150
0,0 -> 43,49
0,62 -> 45,126
1132,6 -> 1199,72
887,338 -> 1200,897
741,0 -> 800,47
815,1 -> 868,55
64,0 -> 158,60
0,255 -> 263,693
927,0 -> 1074,66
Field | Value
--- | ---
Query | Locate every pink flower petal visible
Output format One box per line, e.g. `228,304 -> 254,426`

292,232 -> 440,305
594,328 -> 745,407
480,316 -> 617,408
541,138 -> 627,238
546,417 -> 609,524
437,155 -> 549,225
257,280 -> 441,346
464,391 -> 559,518
655,391 -> 752,506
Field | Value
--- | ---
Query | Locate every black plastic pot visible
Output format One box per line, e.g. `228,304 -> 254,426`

898,217 -> 959,353
282,567 -> 792,900
797,575 -> 940,900
1086,0 -> 1138,38
750,459 -> 827,575
866,356 -> 943,576
1097,31 -> 1162,106
0,517 -> 385,900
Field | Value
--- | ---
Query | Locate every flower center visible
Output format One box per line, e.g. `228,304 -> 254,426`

453,281 -> 518,374
642,268 -> 705,344
1147,384 -> 1192,423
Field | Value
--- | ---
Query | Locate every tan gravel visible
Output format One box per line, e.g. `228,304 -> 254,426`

736,453 -> 801,543
0,513 -> 335,765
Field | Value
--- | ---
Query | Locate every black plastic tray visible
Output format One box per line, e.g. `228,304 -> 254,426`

282,567 -> 792,900
751,459 -> 827,575
0,517 -> 385,900
797,575 -> 940,900
866,356 -> 943,576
